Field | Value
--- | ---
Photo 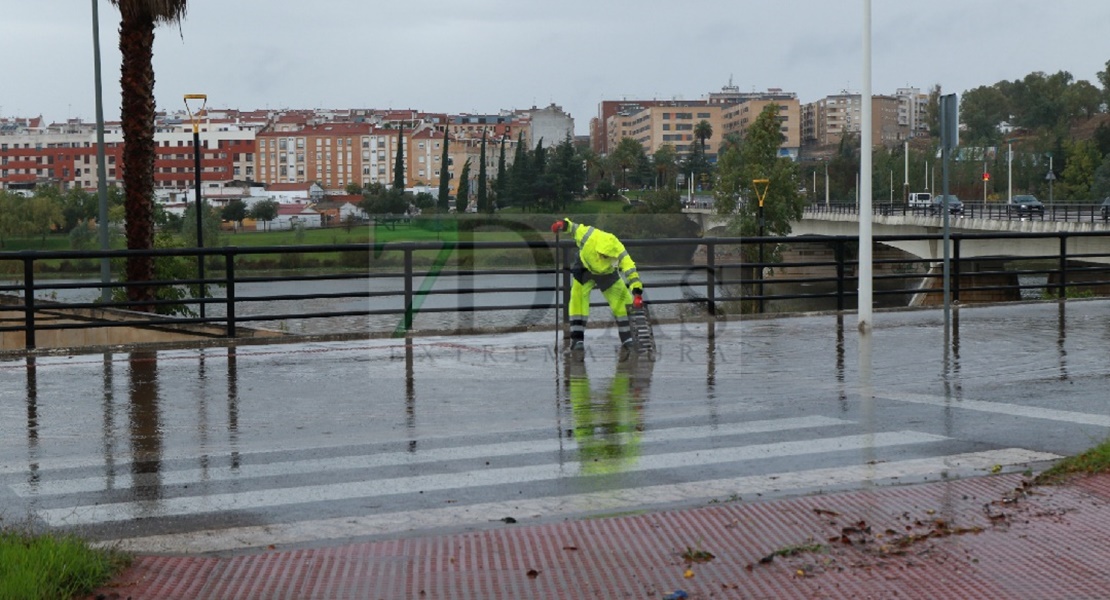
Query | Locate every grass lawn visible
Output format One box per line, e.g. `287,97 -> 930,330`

0,529 -> 129,600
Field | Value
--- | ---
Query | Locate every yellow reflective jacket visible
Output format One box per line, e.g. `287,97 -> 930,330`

563,219 -> 642,291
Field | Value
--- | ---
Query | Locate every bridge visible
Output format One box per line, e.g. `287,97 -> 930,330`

685,204 -> 1110,264
796,206 -> 1110,263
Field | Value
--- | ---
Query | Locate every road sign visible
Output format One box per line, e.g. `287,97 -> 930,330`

753,178 -> 770,208
983,172 -> 990,181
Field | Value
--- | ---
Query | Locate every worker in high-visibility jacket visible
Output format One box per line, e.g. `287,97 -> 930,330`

551,218 -> 644,353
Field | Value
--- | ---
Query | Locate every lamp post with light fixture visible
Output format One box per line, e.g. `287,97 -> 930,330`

184,93 -> 207,318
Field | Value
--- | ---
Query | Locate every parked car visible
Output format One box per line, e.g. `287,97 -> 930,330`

1009,194 -> 1045,216
1101,197 -> 1110,221
929,194 -> 964,216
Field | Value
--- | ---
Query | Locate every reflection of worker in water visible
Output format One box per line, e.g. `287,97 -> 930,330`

565,358 -> 654,476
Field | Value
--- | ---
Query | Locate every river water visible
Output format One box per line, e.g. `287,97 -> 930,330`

11,268 -> 721,336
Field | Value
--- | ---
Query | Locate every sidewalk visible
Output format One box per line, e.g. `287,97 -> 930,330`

91,470 -> 1110,599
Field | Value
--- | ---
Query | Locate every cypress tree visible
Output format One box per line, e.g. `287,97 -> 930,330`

456,159 -> 471,214
437,131 -> 451,212
477,130 -> 489,213
495,135 -> 507,207
393,122 -> 405,193
510,131 -> 529,209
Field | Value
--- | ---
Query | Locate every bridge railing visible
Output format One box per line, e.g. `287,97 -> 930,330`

0,239 -> 744,350
737,229 -> 1110,313
808,201 -> 1110,223
2,231 -> 1110,350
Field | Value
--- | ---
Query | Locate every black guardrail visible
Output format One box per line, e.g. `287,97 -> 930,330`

2,231 -> 1109,350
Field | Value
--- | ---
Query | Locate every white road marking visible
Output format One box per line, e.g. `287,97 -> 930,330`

879,391 -> 1110,427
39,430 -> 944,527
101,448 -> 1059,554
11,416 -> 849,497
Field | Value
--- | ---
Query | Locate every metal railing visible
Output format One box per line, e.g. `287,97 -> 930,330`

3,231 -> 1110,350
0,239 -> 744,349
809,201 -> 1110,223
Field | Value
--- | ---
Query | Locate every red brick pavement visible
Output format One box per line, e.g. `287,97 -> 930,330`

91,473 -> 1110,600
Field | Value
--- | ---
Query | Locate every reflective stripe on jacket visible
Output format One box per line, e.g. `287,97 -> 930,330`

564,219 -> 642,291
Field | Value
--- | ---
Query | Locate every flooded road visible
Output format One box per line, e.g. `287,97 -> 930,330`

1,301 -> 1109,553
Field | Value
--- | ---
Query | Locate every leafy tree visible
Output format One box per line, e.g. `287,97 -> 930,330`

26,192 -> 65,242
360,188 -> 407,215
580,147 -> 606,190
455,159 -> 471,213
924,84 -> 943,138
0,191 -> 18,247
1064,80 -> 1102,120
111,231 -> 205,316
713,143 -> 744,214
595,180 -> 618,200
1090,154 -> 1110,200
344,182 -> 363,195
393,122 -> 405,192
60,188 -> 98,232
960,85 -> 1010,144
1061,138 -> 1100,200
717,104 -> 804,238
69,219 -> 96,250
181,203 -> 222,249
220,198 -> 248,228
437,132 -> 451,212
682,143 -> 712,190
477,130 -> 490,213
610,137 -> 646,189
109,0 -> 190,309
250,199 -> 279,230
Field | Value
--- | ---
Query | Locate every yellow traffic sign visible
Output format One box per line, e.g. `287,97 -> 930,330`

183,94 -> 208,133
753,178 -> 770,207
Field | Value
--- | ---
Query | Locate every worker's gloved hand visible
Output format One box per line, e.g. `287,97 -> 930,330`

632,288 -> 643,308
550,220 -> 567,233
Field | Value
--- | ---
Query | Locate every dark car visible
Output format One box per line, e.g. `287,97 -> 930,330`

1010,194 -> 1045,216
929,194 -> 964,216
1101,197 -> 1110,221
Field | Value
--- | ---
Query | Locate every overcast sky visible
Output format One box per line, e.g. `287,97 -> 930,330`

4,1 -> 1109,135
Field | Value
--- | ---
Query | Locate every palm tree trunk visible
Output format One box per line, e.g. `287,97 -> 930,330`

119,6 -> 157,310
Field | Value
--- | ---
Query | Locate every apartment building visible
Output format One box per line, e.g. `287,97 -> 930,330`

721,97 -> 803,159
591,100 -> 670,155
801,92 -> 911,148
612,103 -> 726,161
895,87 -> 931,138
0,114 -> 257,192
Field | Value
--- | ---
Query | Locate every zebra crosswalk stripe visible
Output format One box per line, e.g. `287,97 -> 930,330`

38,430 -> 945,527
101,447 -> 1060,554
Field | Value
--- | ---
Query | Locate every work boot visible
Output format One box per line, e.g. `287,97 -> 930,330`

618,339 -> 634,362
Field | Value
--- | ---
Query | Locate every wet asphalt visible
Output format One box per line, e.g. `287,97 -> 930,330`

1,300 -> 1108,554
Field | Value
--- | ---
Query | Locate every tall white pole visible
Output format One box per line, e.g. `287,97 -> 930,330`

858,0 -> 873,332
92,0 -> 111,302
1007,143 -> 1012,202
825,162 -> 830,207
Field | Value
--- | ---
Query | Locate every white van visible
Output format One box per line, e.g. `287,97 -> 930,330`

908,192 -> 931,209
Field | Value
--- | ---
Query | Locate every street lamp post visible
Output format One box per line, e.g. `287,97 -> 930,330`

184,94 -> 207,318
753,179 -> 770,313
1047,155 -> 1055,204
